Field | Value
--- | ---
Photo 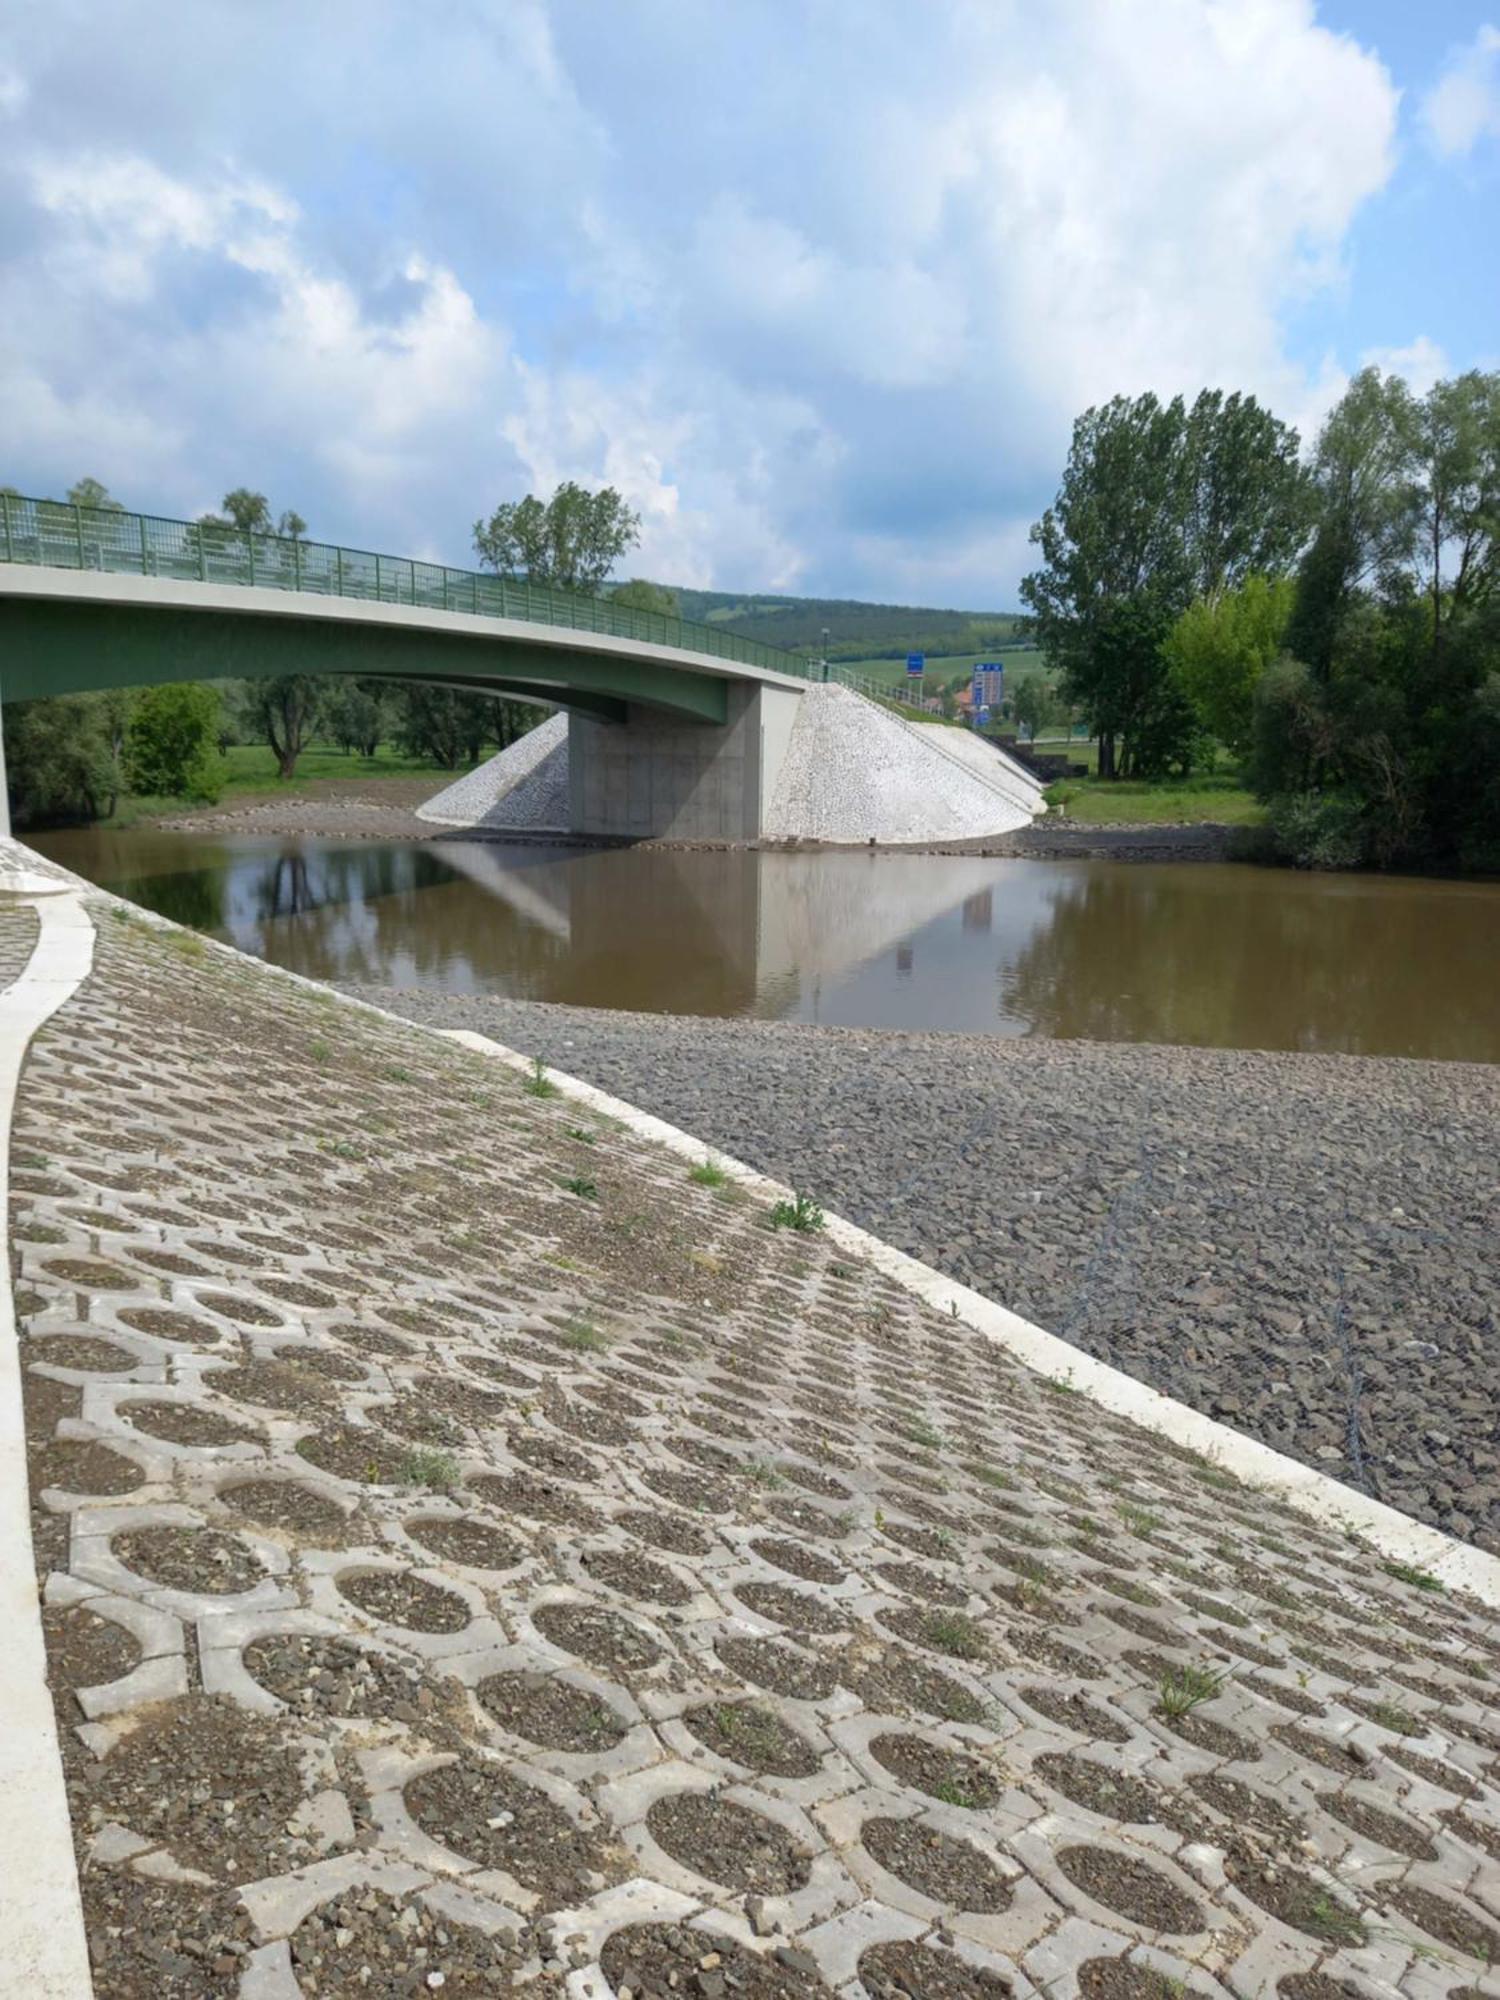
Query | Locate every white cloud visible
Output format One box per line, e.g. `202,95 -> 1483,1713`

0,0 -> 1412,601
30,153 -> 296,302
1359,335 -> 1450,396
1421,24 -> 1500,158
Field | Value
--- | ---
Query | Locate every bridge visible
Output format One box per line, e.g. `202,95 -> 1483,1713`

0,494 -> 816,840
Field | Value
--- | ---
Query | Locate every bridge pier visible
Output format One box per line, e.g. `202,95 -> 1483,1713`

567,682 -> 800,841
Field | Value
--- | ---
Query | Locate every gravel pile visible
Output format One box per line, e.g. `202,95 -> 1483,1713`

417,711 -> 568,829
764,683 -> 1040,841
344,986 -> 1500,1552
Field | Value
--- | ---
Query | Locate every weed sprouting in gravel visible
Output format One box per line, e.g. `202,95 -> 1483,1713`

712,1704 -> 786,1762
1194,1463 -> 1240,1492
932,1777 -> 984,1810
1294,1886 -> 1365,1946
561,1174 -> 600,1200
565,1125 -> 598,1145
384,1064 -> 415,1083
524,1056 -> 559,1099
309,1038 -> 333,1063
1367,1701 -> 1421,1735
689,1160 -> 728,1188
1156,1663 -> 1231,1717
922,1612 -> 987,1660
969,1462 -> 1015,1490
769,1191 -> 824,1233
658,1328 -> 703,1357
397,1447 -> 460,1491
1117,1502 -> 1162,1537
320,1137 -> 363,1160
905,1418 -> 945,1450
1384,1560 -> 1444,1593
744,1460 -> 784,1487
561,1320 -> 608,1353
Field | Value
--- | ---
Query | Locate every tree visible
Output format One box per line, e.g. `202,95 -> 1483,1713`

1163,573 -> 1295,756
1011,676 -> 1057,742
1398,371 -> 1500,647
204,490 -> 308,540
326,679 -> 388,758
242,677 -> 325,779
1283,369 -> 1412,676
473,481 -> 641,593
6,692 -> 127,826
1021,394 -> 1192,777
66,476 -> 122,511
1180,391 -> 1308,599
124,683 -> 225,801
1245,368 -> 1500,870
611,579 -> 680,616
391,685 -> 498,769
1022,390 -> 1306,776
217,488 -> 273,532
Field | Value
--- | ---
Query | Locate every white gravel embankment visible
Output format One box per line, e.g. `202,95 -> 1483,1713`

417,711 -> 568,830
763,683 -> 1040,840
416,685 -> 1042,841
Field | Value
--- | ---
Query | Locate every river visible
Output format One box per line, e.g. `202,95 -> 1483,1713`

32,826 -> 1500,1061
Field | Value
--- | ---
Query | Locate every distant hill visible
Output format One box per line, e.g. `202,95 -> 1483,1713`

673,588 -> 1030,662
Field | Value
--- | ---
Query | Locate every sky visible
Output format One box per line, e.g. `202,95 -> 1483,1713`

1,1 -> 1497,608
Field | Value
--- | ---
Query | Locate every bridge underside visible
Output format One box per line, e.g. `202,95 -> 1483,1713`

0,596 -> 733,727
0,589 -> 806,839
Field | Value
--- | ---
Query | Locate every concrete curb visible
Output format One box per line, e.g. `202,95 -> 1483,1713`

0,886 -> 98,1996
27,846 -> 1500,1617
437,1027 -> 1500,1613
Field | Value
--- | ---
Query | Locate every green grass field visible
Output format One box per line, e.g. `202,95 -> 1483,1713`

105,741 -> 458,825
1043,773 -> 1264,826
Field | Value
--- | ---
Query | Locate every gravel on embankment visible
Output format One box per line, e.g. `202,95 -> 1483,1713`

343,986 -> 1500,1553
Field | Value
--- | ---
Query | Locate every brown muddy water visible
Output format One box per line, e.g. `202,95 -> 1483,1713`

34,826 -> 1500,1060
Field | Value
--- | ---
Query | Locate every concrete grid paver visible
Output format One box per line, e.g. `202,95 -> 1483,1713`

6,888 -> 1500,1998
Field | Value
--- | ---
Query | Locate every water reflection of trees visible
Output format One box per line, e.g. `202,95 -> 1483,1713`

1000,866 -> 1500,1060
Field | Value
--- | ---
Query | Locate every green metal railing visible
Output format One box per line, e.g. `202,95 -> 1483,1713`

0,492 -> 811,680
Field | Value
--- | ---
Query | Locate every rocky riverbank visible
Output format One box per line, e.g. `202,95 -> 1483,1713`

344,987 -> 1500,1553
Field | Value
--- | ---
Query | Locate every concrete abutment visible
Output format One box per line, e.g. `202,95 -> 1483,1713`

567,682 -> 802,840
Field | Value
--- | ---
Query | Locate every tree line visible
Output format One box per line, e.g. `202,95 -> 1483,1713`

3,476 -> 658,827
1021,371 -> 1500,869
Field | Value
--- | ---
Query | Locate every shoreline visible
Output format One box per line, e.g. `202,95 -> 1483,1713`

143,777 -> 1241,861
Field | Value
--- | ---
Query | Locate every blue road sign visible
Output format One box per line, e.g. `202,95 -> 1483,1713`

906,653 -> 925,676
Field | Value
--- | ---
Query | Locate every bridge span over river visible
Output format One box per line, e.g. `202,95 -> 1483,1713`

0,494 -> 816,840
